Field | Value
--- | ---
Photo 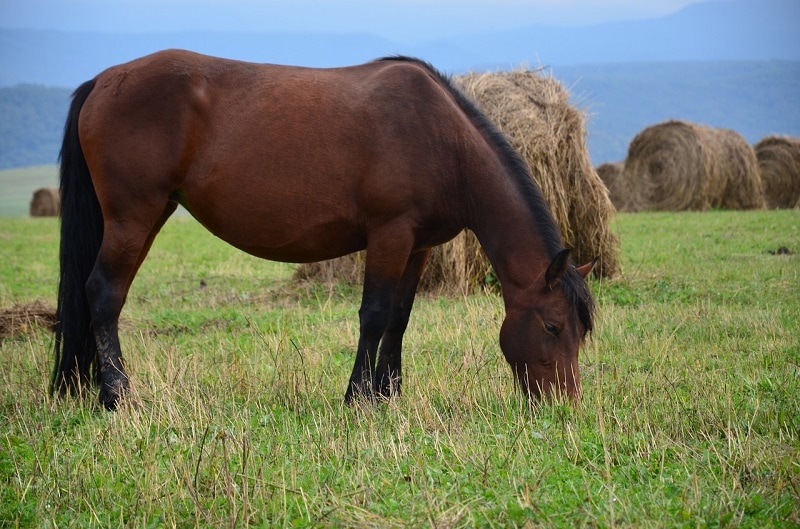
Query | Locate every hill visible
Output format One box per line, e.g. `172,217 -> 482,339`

0,85 -> 69,169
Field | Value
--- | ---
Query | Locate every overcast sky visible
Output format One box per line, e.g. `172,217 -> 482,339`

1,0 -> 711,40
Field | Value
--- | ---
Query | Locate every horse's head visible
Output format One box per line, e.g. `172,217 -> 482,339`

499,249 -> 596,401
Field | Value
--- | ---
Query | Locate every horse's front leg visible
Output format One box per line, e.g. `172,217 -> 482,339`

345,229 -> 417,404
345,274 -> 395,404
373,249 -> 429,399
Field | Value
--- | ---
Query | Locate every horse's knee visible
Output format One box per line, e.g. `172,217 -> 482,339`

358,303 -> 390,340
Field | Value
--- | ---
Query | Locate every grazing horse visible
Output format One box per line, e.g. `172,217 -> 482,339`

52,50 -> 596,409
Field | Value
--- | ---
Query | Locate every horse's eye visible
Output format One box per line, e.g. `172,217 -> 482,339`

545,323 -> 560,337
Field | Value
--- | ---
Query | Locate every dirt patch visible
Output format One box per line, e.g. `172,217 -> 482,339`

0,301 -> 56,338
767,246 -> 793,255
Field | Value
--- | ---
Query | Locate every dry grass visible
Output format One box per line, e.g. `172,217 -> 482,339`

620,120 -> 765,211
755,135 -> 800,209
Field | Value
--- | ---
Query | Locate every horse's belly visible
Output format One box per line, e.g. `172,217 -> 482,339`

184,200 -> 366,264
231,222 -> 367,264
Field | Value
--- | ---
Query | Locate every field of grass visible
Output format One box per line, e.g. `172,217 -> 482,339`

1,210 -> 798,527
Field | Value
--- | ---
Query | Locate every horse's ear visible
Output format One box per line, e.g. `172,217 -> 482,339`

576,256 -> 599,279
545,248 -> 571,289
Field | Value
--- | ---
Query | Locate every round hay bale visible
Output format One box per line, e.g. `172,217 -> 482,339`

29,187 -> 61,217
295,67 -> 620,291
596,161 -> 632,211
622,120 -> 765,211
712,128 -> 765,210
754,135 -> 800,209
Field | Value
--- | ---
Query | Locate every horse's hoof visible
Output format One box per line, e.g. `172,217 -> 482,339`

343,383 -> 376,406
99,378 -> 129,411
99,394 -> 120,411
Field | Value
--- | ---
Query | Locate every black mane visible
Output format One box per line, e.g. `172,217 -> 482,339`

377,56 -> 595,334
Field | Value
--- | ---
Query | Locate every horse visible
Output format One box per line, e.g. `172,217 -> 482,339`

52,49 -> 596,410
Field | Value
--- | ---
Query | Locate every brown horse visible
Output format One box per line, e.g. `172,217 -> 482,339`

52,50 -> 596,410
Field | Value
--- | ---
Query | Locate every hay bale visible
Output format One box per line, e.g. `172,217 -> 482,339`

418,229 -> 493,294
293,252 -> 365,286
713,128 -> 765,210
622,120 -> 765,211
596,161 -> 632,211
0,301 -> 56,338
295,67 -> 619,291
29,187 -> 60,217
754,135 -> 800,209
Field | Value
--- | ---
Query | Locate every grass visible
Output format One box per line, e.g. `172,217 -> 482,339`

1,210 -> 798,527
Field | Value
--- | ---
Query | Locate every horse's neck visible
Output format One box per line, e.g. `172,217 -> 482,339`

467,169 -> 553,304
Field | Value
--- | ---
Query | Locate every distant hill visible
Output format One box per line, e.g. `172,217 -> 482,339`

1,61 -> 797,170
0,85 -> 69,169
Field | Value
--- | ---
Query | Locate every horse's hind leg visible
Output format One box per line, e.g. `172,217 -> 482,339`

87,203 -> 176,409
373,249 -> 429,399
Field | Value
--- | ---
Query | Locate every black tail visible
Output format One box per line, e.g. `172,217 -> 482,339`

51,79 -> 103,397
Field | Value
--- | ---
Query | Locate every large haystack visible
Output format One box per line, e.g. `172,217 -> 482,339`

754,135 -> 800,209
621,120 -> 765,211
29,187 -> 60,217
295,68 -> 619,292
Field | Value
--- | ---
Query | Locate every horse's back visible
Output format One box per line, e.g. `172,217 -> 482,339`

78,50 -> 472,262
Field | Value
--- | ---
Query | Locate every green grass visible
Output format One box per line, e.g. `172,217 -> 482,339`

1,210 -> 798,527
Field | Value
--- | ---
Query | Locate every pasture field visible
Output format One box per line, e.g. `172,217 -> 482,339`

1,210 -> 798,528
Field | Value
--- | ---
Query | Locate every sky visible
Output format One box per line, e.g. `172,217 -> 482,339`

0,0 -> 709,41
